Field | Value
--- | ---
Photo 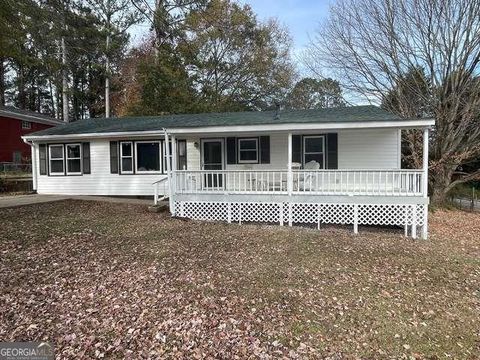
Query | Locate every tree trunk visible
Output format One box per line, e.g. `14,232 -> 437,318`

105,0 -> 111,118
17,65 -> 27,109
430,165 -> 455,206
0,59 -> 5,106
61,37 -> 69,122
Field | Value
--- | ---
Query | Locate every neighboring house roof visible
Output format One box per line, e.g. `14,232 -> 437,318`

23,106 -> 434,140
0,106 -> 64,126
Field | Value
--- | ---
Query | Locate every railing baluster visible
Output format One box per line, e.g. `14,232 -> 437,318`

171,169 -> 425,198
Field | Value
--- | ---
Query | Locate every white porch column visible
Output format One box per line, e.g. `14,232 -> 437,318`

171,135 -> 177,216
287,132 -> 293,195
164,130 -> 174,215
422,128 -> 429,197
422,127 -> 429,239
30,143 -> 37,191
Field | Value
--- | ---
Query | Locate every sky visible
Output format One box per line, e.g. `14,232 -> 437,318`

239,0 -> 331,58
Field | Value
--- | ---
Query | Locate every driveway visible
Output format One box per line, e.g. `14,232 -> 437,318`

0,194 -> 152,208
0,194 -> 69,208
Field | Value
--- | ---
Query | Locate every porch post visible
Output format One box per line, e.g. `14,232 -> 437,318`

171,135 -> 177,216
287,132 -> 293,195
30,143 -> 37,191
422,127 -> 429,239
422,128 -> 429,197
164,130 -> 173,215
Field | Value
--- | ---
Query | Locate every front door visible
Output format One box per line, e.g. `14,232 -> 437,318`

201,139 -> 224,188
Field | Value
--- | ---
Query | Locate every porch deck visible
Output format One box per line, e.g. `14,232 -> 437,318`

154,168 -> 428,239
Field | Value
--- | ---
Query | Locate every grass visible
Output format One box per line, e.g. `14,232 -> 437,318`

0,200 -> 479,358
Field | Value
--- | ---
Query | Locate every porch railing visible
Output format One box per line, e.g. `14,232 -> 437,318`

173,169 -> 424,197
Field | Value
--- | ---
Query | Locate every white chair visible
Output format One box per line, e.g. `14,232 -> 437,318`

304,160 -> 320,170
300,160 -> 320,191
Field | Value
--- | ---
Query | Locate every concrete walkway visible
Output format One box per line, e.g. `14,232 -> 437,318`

0,194 -> 153,209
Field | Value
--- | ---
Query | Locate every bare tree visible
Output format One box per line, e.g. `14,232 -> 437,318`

304,0 -> 480,205
131,0 -> 205,53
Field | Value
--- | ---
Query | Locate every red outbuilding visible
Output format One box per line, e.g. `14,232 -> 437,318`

0,106 -> 63,164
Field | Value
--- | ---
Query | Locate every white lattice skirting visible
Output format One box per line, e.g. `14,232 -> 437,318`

174,201 -> 427,237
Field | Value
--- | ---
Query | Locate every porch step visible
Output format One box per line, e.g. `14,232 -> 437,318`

148,201 -> 169,213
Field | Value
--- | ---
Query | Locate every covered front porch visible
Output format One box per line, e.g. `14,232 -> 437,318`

155,124 -> 431,239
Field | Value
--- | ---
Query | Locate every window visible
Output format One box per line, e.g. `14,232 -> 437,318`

135,141 -> 161,173
66,144 -> 82,175
303,136 -> 325,168
120,142 -> 133,174
49,144 -> 65,175
238,138 -> 258,163
177,140 -> 187,170
21,121 -> 31,129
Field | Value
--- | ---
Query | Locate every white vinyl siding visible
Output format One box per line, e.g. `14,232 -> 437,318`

185,137 -> 200,170
37,140 -> 167,196
338,129 -> 400,169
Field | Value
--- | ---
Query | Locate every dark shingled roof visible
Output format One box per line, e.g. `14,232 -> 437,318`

0,106 -> 64,126
28,105 -> 402,137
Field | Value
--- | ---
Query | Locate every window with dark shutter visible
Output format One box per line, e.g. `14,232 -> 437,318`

260,136 -> 270,164
226,137 -> 236,164
110,141 -> 119,174
39,144 -> 47,175
326,133 -> 338,169
82,143 -> 91,174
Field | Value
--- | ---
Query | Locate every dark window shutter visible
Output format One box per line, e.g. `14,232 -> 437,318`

292,135 -> 302,164
110,141 -> 119,174
39,144 -> 47,175
82,142 -> 91,174
327,133 -> 338,169
260,136 -> 270,164
226,137 -> 236,164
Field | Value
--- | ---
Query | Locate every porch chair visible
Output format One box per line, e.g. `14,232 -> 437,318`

298,160 -> 320,191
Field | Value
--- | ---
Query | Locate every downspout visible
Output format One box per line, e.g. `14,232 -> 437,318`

163,128 -> 174,215
22,138 -> 37,191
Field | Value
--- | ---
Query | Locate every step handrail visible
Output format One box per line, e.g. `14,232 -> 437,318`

152,177 -> 169,205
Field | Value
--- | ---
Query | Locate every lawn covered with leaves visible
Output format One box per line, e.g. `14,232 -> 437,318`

0,200 -> 479,358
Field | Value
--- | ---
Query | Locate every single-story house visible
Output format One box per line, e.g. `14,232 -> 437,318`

22,106 -> 434,239
0,106 -> 63,164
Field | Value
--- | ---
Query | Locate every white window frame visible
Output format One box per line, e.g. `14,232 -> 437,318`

162,140 -> 170,174
237,138 -> 259,164
120,141 -> 134,174
135,140 -> 162,174
303,135 -> 325,168
66,143 -> 82,175
48,144 -> 65,176
21,121 -> 31,129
